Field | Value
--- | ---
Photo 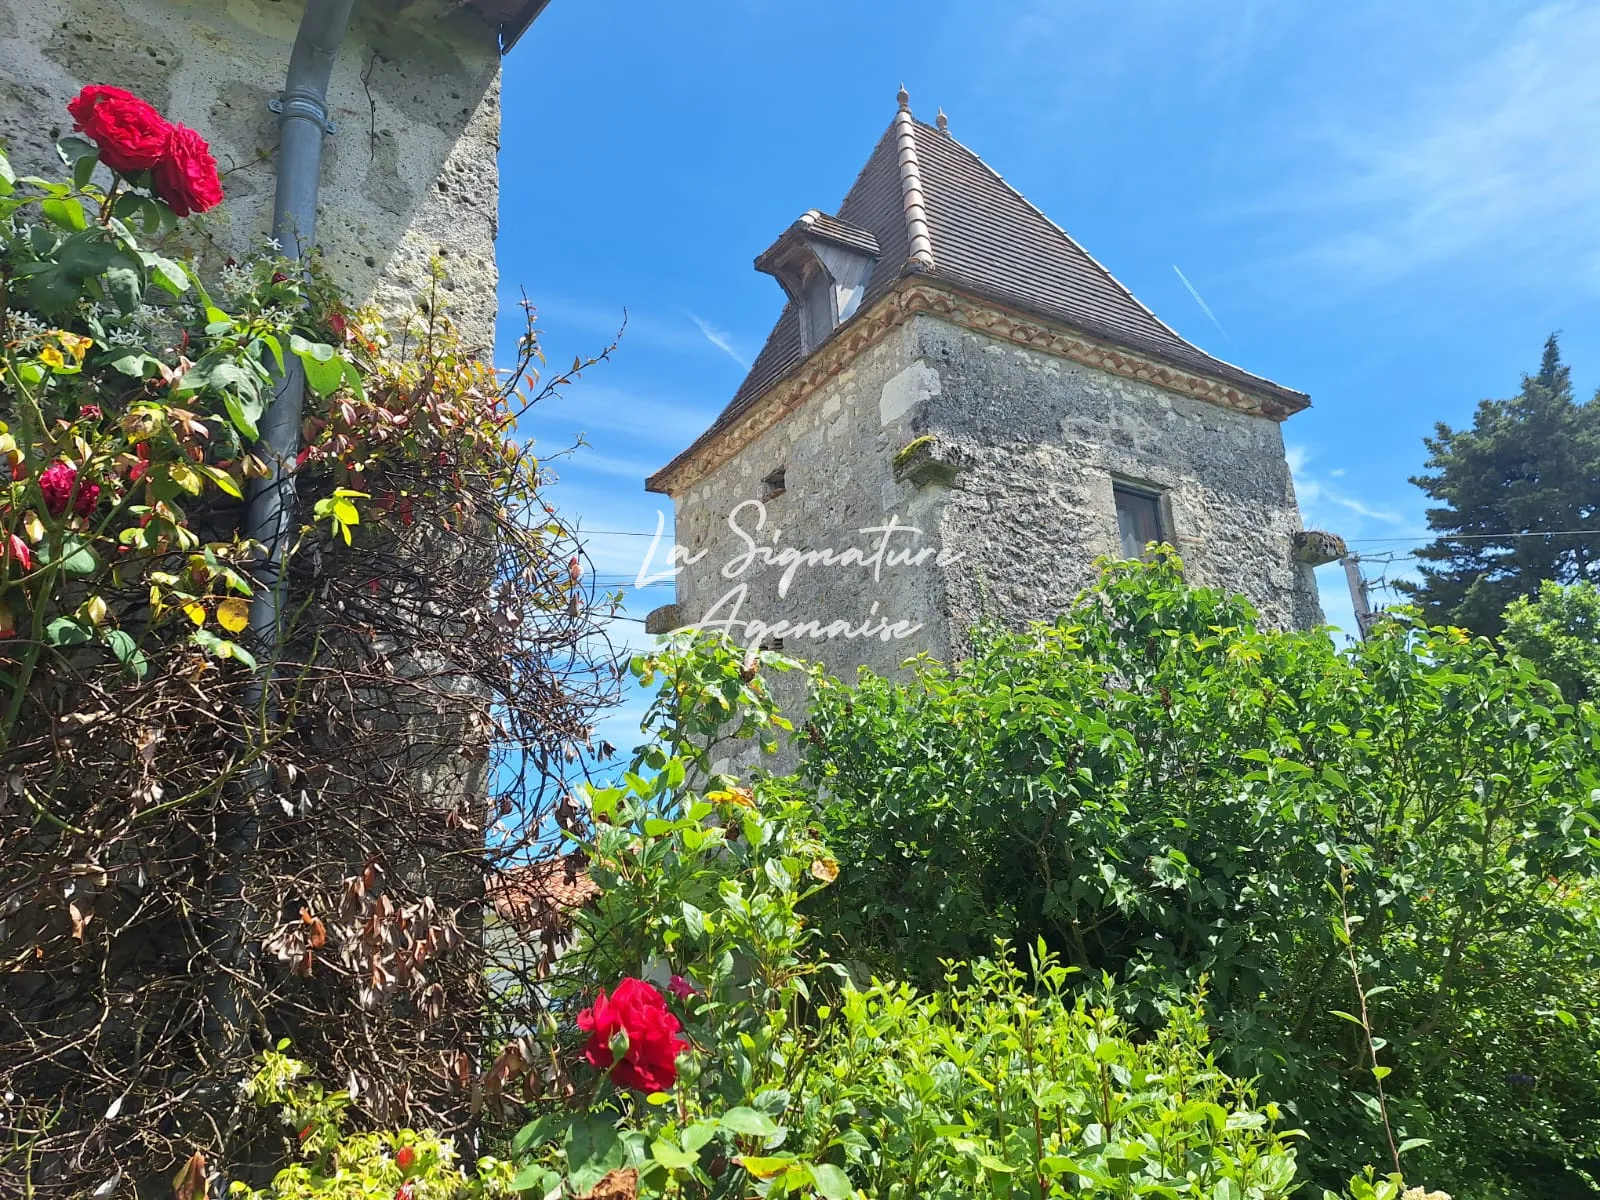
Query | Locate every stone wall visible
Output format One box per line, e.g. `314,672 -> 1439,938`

0,0 -> 501,350
665,308 -> 1322,701
912,315 -> 1324,638
669,320 -> 959,686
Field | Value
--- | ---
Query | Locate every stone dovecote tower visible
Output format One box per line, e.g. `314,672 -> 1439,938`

646,90 -> 1336,684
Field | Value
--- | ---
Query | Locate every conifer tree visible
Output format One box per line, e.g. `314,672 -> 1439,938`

1401,334 -> 1600,633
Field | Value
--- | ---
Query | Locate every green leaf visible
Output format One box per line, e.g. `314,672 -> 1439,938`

222,388 -> 263,440
27,266 -> 82,314
103,264 -> 142,314
55,538 -> 100,577
0,148 -> 14,195
508,1162 -> 558,1195
106,351 -> 161,378
299,349 -> 345,398
1397,1138 -> 1431,1155
1329,1010 -> 1364,1026
651,1139 -> 699,1170
71,148 -> 100,192
720,1107 -> 781,1138
809,1163 -> 854,1200
564,1115 -> 625,1196
56,135 -> 97,166
290,333 -> 345,397
196,464 -> 243,499
141,252 -> 189,296
46,617 -> 93,647
102,629 -> 148,680
512,1113 -> 565,1156
40,195 -> 88,231
288,332 -> 336,362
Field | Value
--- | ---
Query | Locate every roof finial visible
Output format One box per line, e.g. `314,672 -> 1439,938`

936,107 -> 949,134
897,83 -> 910,111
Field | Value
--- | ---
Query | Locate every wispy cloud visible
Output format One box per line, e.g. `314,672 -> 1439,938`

1287,443 -> 1403,525
687,312 -> 750,369
1266,4 -> 1600,291
1172,264 -> 1228,339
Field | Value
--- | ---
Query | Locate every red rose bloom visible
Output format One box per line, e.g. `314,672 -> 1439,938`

79,404 -> 103,422
577,978 -> 687,1093
395,1145 -> 416,1172
39,461 -> 98,517
67,85 -> 172,173
152,123 -> 224,217
668,974 -> 697,1001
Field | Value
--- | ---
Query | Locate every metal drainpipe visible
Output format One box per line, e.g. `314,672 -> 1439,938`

208,0 -> 356,1053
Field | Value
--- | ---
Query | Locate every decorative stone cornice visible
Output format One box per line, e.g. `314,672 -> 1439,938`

646,277 -> 1308,497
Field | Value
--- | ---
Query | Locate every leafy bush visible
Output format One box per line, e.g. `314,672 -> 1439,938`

795,552 -> 1600,1198
231,635 -> 1440,1198
1503,580 -> 1600,702
491,637 -> 1413,1198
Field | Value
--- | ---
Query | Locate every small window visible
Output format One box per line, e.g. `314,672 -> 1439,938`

1114,485 -> 1164,559
761,467 -> 786,500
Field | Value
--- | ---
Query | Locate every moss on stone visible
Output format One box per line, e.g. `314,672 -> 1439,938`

892,435 -> 935,468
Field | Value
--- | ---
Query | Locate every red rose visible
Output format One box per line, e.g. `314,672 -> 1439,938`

79,404 -> 103,422
395,1145 -> 416,1172
67,85 -> 171,173
577,978 -> 687,1093
38,461 -> 99,517
152,123 -> 223,217
668,974 -> 697,1001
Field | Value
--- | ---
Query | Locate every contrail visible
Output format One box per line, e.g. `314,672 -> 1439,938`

687,312 -> 750,368
1172,264 -> 1228,340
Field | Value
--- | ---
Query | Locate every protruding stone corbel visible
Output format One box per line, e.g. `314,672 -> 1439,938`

644,604 -> 684,635
1292,530 -> 1347,566
892,435 -> 960,488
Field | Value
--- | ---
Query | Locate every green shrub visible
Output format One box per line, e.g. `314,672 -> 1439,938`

233,635 -> 1438,1198
795,552 -> 1600,1198
1502,580 -> 1600,702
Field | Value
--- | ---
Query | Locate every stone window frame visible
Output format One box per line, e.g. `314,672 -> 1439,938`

1110,476 -> 1172,560
761,466 -> 787,501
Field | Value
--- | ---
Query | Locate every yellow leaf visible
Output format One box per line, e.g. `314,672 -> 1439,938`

23,512 -> 44,542
170,462 -> 202,495
182,601 -> 206,627
38,346 -> 64,369
332,499 -> 360,526
216,596 -> 249,634
810,857 -> 839,884
84,595 -> 108,626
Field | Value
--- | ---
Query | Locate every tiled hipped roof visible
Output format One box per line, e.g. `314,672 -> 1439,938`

651,96 -> 1307,493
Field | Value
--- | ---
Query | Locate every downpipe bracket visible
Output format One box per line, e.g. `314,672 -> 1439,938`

268,94 -> 337,135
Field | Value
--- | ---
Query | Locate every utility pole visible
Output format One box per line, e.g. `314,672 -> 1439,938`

1342,554 -> 1373,639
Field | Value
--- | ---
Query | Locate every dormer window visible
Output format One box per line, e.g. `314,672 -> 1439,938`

755,211 -> 881,355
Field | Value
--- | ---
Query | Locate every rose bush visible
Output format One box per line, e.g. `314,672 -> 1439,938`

2,92 -> 618,1198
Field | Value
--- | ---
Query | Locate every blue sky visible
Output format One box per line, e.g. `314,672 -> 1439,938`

495,1 -> 1600,752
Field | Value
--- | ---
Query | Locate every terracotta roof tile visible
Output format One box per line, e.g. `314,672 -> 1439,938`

488,855 -> 597,930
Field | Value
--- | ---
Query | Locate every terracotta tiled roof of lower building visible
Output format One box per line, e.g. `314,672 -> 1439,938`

488,854 -> 598,930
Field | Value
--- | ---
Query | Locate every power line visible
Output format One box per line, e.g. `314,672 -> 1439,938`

1347,528 -> 1600,545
